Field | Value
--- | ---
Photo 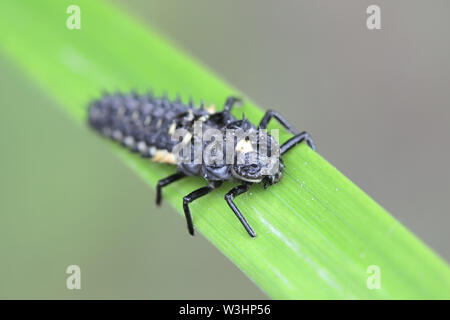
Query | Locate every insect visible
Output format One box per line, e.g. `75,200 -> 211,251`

88,92 -> 315,237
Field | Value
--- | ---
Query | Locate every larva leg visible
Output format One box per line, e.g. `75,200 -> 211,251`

258,110 -> 299,135
258,110 -> 316,152
183,181 -> 223,236
281,131 -> 316,154
156,172 -> 186,206
224,184 -> 256,237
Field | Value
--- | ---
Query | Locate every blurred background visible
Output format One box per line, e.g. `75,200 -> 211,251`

1,0 -> 449,299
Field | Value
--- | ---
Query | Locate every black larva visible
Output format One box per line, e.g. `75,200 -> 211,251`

88,92 -> 315,237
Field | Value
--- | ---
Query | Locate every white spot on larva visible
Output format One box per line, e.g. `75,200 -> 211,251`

155,119 -> 162,129
153,150 -> 164,162
144,115 -> 151,126
152,150 -> 177,164
113,130 -> 123,141
137,141 -> 147,153
168,121 -> 176,135
235,139 -> 254,153
149,146 -> 156,157
206,104 -> 216,114
124,136 -> 135,148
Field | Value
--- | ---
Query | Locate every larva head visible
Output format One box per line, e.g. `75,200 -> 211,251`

231,131 -> 283,186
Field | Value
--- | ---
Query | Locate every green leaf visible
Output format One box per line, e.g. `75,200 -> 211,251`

1,0 -> 449,299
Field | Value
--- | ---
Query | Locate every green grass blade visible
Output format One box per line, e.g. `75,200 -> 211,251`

1,0 -> 449,299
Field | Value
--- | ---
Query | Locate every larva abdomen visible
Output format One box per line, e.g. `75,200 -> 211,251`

88,92 -> 209,161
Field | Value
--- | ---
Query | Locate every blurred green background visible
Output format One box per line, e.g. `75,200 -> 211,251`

1,0 -> 449,299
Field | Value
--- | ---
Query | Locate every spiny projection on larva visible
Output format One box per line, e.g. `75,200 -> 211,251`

88,92 -> 315,237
